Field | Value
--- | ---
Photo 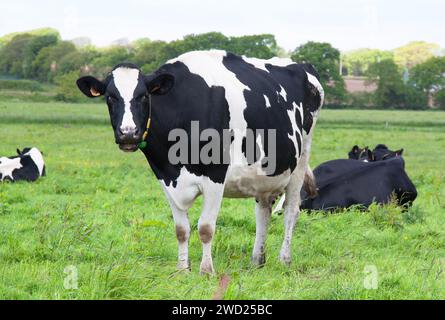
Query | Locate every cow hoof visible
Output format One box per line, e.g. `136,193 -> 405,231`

251,254 -> 266,267
200,261 -> 215,275
279,252 -> 292,266
177,260 -> 191,272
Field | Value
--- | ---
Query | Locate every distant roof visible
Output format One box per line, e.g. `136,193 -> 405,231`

344,77 -> 377,93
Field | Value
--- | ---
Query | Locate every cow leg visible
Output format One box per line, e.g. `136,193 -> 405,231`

171,206 -> 191,271
251,200 -> 272,266
162,185 -> 197,272
279,173 -> 303,265
198,182 -> 225,275
280,130 -> 315,265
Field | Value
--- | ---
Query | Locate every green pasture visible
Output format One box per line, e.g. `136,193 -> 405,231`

0,101 -> 444,299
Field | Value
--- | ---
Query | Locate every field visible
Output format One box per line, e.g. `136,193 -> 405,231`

1,101 -> 445,299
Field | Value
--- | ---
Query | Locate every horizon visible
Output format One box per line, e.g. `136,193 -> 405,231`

0,0 -> 444,52
0,26 -> 442,55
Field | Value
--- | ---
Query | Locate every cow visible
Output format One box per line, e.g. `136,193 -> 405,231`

348,145 -> 373,161
0,147 -> 45,182
273,144 -> 414,213
300,157 -> 417,211
348,144 -> 404,162
372,144 -> 404,161
76,50 -> 324,273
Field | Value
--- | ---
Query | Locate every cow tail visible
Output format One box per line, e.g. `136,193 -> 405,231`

303,165 -> 318,198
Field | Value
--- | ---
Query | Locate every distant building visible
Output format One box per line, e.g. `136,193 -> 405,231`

344,77 -> 377,93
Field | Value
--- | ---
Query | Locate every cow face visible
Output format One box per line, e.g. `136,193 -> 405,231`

372,144 -> 403,161
76,63 -> 174,152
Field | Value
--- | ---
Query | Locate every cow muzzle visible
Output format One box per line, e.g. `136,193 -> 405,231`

117,128 -> 142,152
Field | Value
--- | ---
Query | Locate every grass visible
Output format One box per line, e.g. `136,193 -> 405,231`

0,100 -> 445,299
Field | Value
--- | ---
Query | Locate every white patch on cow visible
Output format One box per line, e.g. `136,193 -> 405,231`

242,56 -> 295,73
25,147 -> 45,176
279,85 -> 287,102
112,67 -> 139,133
224,165 -> 291,199
0,157 -> 22,181
263,94 -> 271,108
287,102 -> 303,159
161,167 -> 202,212
168,50 -> 250,167
306,71 -> 325,106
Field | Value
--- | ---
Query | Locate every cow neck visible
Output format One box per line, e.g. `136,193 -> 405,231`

137,94 -> 152,150
138,95 -> 184,173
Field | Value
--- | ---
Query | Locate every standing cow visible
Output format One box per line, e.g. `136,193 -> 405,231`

76,50 -> 324,273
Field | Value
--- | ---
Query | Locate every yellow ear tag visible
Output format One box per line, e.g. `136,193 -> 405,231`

90,88 -> 101,97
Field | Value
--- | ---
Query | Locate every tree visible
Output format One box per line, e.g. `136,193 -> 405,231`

393,41 -> 440,69
0,33 -> 34,77
57,47 -> 100,77
54,71 -> 86,102
367,59 -> 405,107
343,49 -> 393,76
133,39 -> 171,73
91,46 -> 134,75
291,41 -> 346,104
434,89 -> 445,109
226,34 -> 279,59
31,41 -> 77,81
22,33 -> 60,78
169,32 -> 230,55
367,58 -> 427,108
410,56 -> 445,92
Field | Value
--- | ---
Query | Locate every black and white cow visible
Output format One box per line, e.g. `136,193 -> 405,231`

76,50 -> 324,273
0,147 -> 45,182
300,157 -> 417,211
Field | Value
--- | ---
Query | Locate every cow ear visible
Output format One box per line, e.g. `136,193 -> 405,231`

16,148 -> 22,155
395,149 -> 404,156
352,145 -> 359,153
144,73 -> 175,95
76,76 -> 106,98
367,149 -> 375,161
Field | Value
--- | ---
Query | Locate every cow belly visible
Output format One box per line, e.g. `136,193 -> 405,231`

223,164 -> 291,199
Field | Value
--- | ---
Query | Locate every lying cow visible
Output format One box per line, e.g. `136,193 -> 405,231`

0,147 -> 45,182
273,144 -> 415,213
76,50 -> 324,273
300,157 -> 417,211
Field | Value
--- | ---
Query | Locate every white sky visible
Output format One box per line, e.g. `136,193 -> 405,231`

0,0 -> 443,52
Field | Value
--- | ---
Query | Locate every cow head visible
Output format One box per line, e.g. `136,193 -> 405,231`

76,63 -> 174,152
348,145 -> 374,162
372,144 -> 404,161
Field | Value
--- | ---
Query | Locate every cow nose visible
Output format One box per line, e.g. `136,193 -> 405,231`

118,127 -> 141,141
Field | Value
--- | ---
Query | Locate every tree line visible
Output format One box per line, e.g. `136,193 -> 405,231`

0,28 -> 444,109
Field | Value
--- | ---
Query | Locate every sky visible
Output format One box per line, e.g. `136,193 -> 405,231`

0,0 -> 443,52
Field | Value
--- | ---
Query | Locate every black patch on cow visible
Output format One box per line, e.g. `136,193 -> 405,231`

222,53 -> 316,175
140,62 -> 231,186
